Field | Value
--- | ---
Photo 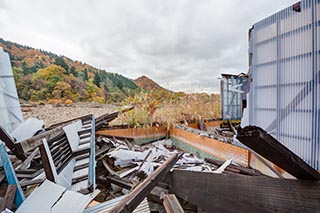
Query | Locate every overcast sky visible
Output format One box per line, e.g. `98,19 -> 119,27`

0,0 -> 298,93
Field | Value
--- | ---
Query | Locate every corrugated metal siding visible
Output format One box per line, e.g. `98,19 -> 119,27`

83,196 -> 150,213
0,47 -> 23,132
249,0 -> 320,169
16,180 -> 92,213
221,75 -> 248,120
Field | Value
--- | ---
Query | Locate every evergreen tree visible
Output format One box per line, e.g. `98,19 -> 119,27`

93,72 -> 101,87
54,57 -> 69,73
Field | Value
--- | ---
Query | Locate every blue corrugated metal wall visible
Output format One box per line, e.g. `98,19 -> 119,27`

249,0 -> 320,169
221,77 -> 242,120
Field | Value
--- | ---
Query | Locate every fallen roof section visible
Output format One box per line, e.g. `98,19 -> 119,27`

169,169 -> 320,212
237,126 -> 320,180
16,180 -> 93,213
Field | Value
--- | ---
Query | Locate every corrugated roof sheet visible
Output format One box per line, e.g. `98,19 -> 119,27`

16,180 -> 92,213
83,195 -> 150,213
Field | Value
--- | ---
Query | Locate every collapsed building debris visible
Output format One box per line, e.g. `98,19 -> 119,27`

16,180 -> 95,213
237,126 -> 320,180
168,170 -> 320,212
0,104 -> 319,212
0,142 -> 24,211
39,115 -> 96,193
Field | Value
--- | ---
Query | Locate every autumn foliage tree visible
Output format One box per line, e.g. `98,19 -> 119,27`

1,38 -> 139,103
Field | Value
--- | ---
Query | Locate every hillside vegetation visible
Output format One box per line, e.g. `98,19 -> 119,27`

0,38 -> 139,103
0,38 -> 221,127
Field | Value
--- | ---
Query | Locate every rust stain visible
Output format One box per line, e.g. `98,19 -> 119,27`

171,127 -> 249,167
204,120 -> 222,127
186,120 -> 222,129
96,126 -> 167,139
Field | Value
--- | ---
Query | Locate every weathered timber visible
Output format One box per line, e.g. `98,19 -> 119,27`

204,157 -> 263,176
19,179 -> 44,188
15,148 -> 39,170
170,170 -> 320,213
39,139 -> 57,182
0,185 -> 16,211
0,126 -> 26,160
108,153 -> 182,213
250,150 -> 284,178
95,107 -> 134,130
163,194 -> 184,213
107,176 -> 134,190
148,186 -> 169,204
19,126 -> 64,153
237,126 -> 320,180
46,114 -> 92,130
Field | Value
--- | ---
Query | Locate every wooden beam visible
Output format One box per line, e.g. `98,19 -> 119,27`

163,194 -> 184,213
19,126 -> 64,153
0,126 -> 26,160
236,126 -> 320,180
107,176 -> 134,190
46,114 -> 92,130
15,148 -> 39,170
108,153 -> 182,213
170,170 -> 320,212
39,139 -> 58,182
204,157 -> 263,176
0,185 -> 16,211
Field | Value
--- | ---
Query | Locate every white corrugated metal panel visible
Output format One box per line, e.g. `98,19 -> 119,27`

57,158 -> 76,189
63,120 -> 82,152
83,196 -> 150,213
10,117 -> 44,141
0,47 -> 23,132
248,0 -> 320,169
16,180 -> 92,213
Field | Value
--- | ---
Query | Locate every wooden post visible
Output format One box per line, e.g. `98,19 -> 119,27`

0,142 -> 25,207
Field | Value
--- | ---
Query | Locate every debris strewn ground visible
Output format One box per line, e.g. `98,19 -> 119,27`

21,103 -> 117,127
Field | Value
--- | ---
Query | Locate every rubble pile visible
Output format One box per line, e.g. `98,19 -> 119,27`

1,107 -> 320,212
94,136 -> 219,202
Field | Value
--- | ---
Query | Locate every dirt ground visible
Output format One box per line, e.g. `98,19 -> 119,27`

21,103 -> 117,128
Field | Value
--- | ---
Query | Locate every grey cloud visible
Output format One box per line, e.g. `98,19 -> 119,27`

0,0 -> 298,93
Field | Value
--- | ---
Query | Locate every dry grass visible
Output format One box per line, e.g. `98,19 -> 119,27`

113,91 -> 220,129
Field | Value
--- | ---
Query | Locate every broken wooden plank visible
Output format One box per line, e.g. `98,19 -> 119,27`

0,126 -> 26,160
250,150 -> 284,178
163,194 -> 184,213
204,157 -> 263,176
170,170 -> 320,213
46,114 -> 92,130
148,186 -> 169,204
102,159 -> 118,176
19,179 -> 44,188
237,126 -> 320,180
0,185 -> 16,211
19,126 -> 64,153
107,176 -> 134,190
39,138 -> 58,182
95,107 -> 134,130
15,148 -> 39,170
108,153 -> 182,213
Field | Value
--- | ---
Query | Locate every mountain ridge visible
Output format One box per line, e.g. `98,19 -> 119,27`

0,38 -> 139,103
134,75 -> 171,92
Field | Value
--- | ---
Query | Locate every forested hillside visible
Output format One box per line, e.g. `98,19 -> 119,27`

0,38 -> 139,103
